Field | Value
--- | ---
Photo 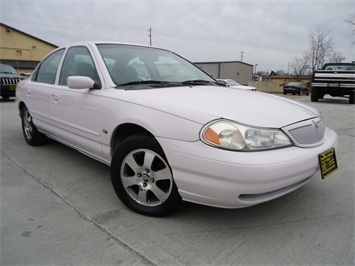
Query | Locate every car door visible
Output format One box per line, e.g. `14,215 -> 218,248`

24,49 -> 65,132
49,45 -> 104,160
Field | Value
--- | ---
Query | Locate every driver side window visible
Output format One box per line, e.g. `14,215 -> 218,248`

59,46 -> 100,87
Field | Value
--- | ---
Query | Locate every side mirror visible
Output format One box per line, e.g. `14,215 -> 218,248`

67,76 -> 100,90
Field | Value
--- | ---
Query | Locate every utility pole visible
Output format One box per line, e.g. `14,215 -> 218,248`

240,51 -> 244,62
148,26 -> 152,46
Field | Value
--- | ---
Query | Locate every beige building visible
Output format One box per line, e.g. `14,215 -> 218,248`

0,23 -> 57,73
194,61 -> 254,85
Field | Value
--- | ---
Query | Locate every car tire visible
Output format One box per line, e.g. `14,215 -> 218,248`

350,91 -> 355,104
311,87 -> 319,102
111,134 -> 182,216
21,105 -> 47,146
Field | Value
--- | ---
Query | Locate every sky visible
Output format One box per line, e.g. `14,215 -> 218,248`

1,0 -> 354,72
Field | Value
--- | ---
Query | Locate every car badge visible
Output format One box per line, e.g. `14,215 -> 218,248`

312,120 -> 319,131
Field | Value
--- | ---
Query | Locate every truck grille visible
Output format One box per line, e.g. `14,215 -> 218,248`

1,78 -> 22,86
312,71 -> 355,88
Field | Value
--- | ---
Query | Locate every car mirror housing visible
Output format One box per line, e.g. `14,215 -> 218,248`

67,76 -> 100,90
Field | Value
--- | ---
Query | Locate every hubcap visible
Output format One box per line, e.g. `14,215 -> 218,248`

120,149 -> 173,207
23,110 -> 33,140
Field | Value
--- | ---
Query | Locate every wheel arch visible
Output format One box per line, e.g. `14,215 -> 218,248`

110,123 -> 155,156
18,101 -> 26,115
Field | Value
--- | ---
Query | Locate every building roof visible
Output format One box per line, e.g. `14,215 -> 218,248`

0,22 -> 58,48
194,60 -> 254,67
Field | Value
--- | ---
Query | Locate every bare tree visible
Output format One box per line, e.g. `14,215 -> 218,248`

291,54 -> 309,80
291,24 -> 345,75
256,71 -> 270,80
328,51 -> 346,63
345,12 -> 355,26
276,70 -> 285,76
306,24 -> 335,72
345,12 -> 355,44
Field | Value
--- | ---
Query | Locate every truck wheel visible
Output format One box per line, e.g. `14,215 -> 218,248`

350,91 -> 355,104
311,87 -> 319,102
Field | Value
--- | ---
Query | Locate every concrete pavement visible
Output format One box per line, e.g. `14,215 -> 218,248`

1,95 -> 354,265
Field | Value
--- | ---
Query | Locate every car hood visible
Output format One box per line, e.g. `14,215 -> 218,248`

0,73 -> 24,79
120,85 -> 319,128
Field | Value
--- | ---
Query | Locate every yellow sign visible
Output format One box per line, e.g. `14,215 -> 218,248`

318,148 -> 338,179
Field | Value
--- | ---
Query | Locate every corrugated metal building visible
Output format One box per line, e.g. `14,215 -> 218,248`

194,61 -> 254,85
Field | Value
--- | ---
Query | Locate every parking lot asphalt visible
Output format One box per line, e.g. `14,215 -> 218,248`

1,95 -> 354,265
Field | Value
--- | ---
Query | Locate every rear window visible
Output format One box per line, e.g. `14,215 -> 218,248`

324,64 -> 355,71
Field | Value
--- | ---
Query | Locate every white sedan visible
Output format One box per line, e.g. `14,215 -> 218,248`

16,42 -> 338,216
217,78 -> 257,91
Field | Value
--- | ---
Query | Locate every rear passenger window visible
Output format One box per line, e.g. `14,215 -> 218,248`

32,49 -> 64,84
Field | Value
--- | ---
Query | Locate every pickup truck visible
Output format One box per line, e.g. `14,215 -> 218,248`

311,63 -> 355,104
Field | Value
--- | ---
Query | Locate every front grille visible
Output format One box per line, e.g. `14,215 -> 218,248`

1,78 -> 22,86
313,71 -> 355,87
283,118 -> 325,147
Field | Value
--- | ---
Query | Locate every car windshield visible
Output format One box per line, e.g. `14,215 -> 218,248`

96,44 -> 216,87
0,64 -> 19,74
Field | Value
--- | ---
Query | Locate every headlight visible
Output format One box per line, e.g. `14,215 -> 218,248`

200,119 -> 292,151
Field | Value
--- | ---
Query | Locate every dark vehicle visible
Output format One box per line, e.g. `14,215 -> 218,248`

0,63 -> 25,99
283,82 -> 309,95
311,63 -> 355,104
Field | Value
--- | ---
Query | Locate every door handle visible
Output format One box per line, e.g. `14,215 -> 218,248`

52,94 -> 60,101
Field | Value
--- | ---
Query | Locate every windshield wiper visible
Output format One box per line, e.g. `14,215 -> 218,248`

117,80 -> 170,86
117,79 -> 219,88
182,79 -> 217,85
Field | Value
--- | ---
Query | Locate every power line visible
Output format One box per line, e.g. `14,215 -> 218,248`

240,50 -> 244,62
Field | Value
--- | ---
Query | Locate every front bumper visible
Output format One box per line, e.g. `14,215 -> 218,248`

284,88 -> 304,94
0,85 -> 17,98
158,127 -> 338,208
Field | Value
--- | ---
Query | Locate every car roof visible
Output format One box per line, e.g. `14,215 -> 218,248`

323,62 -> 355,66
59,41 -> 165,51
